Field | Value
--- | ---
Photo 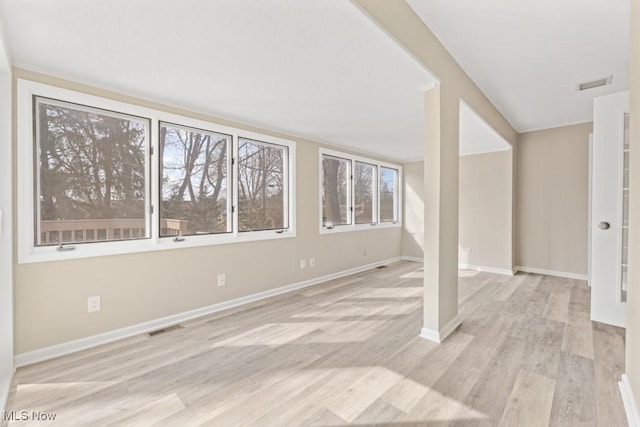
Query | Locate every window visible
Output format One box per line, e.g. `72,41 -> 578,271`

379,167 -> 399,223
160,123 -> 232,237
320,149 -> 401,232
18,80 -> 295,263
321,156 -> 351,227
354,162 -> 376,224
34,97 -> 150,246
238,138 -> 288,232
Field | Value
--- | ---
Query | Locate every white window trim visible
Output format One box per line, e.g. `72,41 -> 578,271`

319,148 -> 402,235
17,79 -> 296,264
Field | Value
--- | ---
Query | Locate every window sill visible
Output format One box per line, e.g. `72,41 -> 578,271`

319,222 -> 401,235
18,229 -> 296,264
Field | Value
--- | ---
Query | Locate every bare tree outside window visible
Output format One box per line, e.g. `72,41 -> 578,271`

35,98 -> 149,246
238,138 -> 287,231
354,162 -> 376,224
380,167 -> 398,223
322,156 -> 350,226
160,123 -> 231,237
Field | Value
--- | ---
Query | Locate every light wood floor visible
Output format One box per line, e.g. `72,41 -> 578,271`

4,261 -> 627,426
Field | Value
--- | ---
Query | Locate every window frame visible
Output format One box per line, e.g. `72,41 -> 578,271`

353,160 -> 378,225
379,166 -> 400,224
237,137 -> 290,233
319,148 -> 402,235
33,96 -> 153,247
320,154 -> 352,228
158,121 -> 234,237
17,79 -> 296,264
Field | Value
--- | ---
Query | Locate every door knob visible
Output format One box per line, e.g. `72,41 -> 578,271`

598,221 -> 611,230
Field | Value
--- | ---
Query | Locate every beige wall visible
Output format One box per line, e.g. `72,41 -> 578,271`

402,161 -> 424,259
626,0 -> 640,412
13,69 -> 402,354
403,150 -> 513,274
459,150 -> 513,271
516,122 -> 591,275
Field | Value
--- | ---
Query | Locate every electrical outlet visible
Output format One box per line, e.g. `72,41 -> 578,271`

466,248 -> 472,256
309,257 -> 315,268
300,258 -> 306,269
217,273 -> 226,287
363,249 -> 367,256
87,296 -> 101,313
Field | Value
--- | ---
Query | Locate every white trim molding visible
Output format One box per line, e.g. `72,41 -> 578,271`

620,374 -> 640,427
402,255 -> 423,263
420,314 -> 463,344
515,266 -> 588,281
459,264 -> 515,276
459,146 -> 511,157
15,256 -> 402,367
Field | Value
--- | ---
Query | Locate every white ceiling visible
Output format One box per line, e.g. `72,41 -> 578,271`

407,0 -> 630,132
2,1 -> 625,160
0,0 -> 437,162
459,102 -> 510,156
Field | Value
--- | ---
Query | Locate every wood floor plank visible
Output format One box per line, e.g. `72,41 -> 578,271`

568,282 -> 591,313
549,352 -> 597,426
592,321 -> 628,427
520,318 -> 565,380
104,393 -> 185,427
543,279 -> 571,324
450,334 -> 527,426
351,398 -> 407,425
380,331 -> 473,413
561,309 -> 594,360
499,370 -> 556,427
490,272 -> 528,302
296,407 -> 347,426
325,366 -> 403,422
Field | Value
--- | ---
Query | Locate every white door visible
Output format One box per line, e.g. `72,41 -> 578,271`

590,91 -> 629,328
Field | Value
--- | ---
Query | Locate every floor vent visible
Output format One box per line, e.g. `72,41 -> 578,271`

376,265 -> 387,269
148,324 -> 184,337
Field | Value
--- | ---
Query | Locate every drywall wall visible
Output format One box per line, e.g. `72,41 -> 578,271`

516,122 -> 591,276
13,69 -> 403,354
354,0 -> 517,337
625,0 -> 640,417
0,23 -> 13,411
402,161 -> 424,259
403,150 -> 513,275
459,150 -> 513,271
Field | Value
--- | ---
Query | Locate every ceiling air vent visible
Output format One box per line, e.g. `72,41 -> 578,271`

577,76 -> 612,91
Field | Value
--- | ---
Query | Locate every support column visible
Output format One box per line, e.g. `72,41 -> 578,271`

421,83 -> 461,343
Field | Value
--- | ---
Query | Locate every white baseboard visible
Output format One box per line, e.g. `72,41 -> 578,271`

458,264 -> 515,276
515,266 -> 588,281
402,256 -> 423,263
620,373 -> 640,427
15,257 -> 402,367
420,314 -> 462,343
